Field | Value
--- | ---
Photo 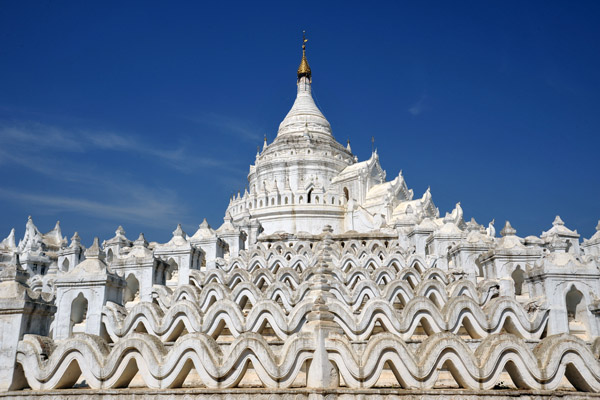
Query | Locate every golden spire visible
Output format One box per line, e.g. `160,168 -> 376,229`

297,30 -> 311,81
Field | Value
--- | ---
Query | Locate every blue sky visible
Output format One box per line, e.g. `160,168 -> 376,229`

0,1 -> 599,245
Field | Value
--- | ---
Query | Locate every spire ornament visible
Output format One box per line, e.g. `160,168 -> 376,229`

297,30 -> 311,81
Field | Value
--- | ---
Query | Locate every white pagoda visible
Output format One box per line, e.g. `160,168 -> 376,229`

1,37 -> 600,399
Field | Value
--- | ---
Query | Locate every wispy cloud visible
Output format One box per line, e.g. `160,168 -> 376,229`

0,121 -> 242,174
0,186 -> 184,228
408,94 -> 428,116
0,122 -> 84,151
186,113 -> 263,142
0,120 -> 247,229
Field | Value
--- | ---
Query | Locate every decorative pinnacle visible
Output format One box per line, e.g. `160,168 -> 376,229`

501,221 -> 517,237
116,225 -> 125,236
70,232 -> 81,247
297,30 -> 311,80
200,218 -> 211,229
173,223 -> 185,238
134,233 -> 148,247
85,237 -> 101,259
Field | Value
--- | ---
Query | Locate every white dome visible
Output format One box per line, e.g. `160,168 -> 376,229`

277,76 -> 332,138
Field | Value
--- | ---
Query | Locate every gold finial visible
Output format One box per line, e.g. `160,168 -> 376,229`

297,30 -> 311,81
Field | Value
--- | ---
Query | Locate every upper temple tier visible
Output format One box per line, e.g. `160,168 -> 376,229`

276,75 -> 333,138
224,47 -> 444,239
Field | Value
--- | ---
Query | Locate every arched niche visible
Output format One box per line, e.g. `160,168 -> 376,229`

70,292 -> 88,335
566,285 -> 590,339
123,274 -> 140,303
511,265 -> 525,296
61,258 -> 70,272
166,258 -> 179,285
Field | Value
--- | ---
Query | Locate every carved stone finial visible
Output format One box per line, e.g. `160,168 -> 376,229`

466,217 -> 479,232
69,232 -> 81,249
134,233 -> 148,248
597,220 -> 600,232
500,221 -> 516,237
173,224 -> 185,238
486,219 -> 496,237
116,225 -> 126,236
553,215 -> 565,226
85,237 -> 102,259
443,212 -> 454,224
1,228 -> 16,250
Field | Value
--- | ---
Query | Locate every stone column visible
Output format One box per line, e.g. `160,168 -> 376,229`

197,237 -> 220,269
303,226 -> 343,389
